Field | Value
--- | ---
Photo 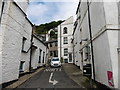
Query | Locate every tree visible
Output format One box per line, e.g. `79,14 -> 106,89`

50,31 -> 57,39
35,20 -> 64,34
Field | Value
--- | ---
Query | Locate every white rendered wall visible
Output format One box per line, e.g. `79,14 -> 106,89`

105,3 -> 118,87
0,0 -> 2,16
1,1 -> 32,84
31,37 -> 47,69
103,2 -> 119,88
14,0 -> 29,13
92,31 -> 112,87
73,28 -> 81,67
74,1 -> 119,88
58,16 -> 74,63
90,2 -> 118,88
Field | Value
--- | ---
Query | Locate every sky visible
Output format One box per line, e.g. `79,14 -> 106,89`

26,0 -> 79,25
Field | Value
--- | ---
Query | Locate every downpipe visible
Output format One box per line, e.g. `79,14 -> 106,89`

0,0 -> 5,24
87,0 -> 96,81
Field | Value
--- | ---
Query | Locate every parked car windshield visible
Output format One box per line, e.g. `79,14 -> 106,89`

52,58 -> 59,61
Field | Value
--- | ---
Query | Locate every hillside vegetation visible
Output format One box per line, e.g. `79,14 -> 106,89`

35,20 -> 64,34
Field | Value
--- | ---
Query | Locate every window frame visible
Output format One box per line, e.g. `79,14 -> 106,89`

50,43 -> 52,47
50,51 -> 53,56
19,61 -> 25,72
38,49 -> 42,63
22,37 -> 27,52
63,37 -> 68,44
55,42 -> 58,46
42,52 -> 45,63
63,27 -> 68,34
64,48 -> 68,56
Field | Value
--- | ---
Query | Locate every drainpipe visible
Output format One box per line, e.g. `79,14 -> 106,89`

0,0 -> 5,24
72,36 -> 75,64
87,1 -> 95,80
60,24 -> 62,61
118,2 -> 120,88
45,46 -> 48,66
29,25 -> 34,72
29,36 -> 33,72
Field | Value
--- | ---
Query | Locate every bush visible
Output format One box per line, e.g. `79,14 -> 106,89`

60,57 -> 64,63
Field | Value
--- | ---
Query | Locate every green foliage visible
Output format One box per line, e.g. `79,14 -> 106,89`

50,31 -> 57,39
35,20 -> 64,34
60,57 -> 64,63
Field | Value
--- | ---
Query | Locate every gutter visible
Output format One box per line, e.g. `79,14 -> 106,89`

25,16 -> 33,27
32,34 -> 45,45
12,0 -> 33,27
12,0 -> 27,16
0,0 -> 33,27
76,1 -> 81,14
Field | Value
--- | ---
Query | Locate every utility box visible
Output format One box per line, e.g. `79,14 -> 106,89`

83,64 -> 92,78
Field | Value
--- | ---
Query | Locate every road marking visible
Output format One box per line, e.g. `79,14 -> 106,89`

56,68 -> 59,71
52,69 -> 55,71
49,73 -> 58,85
49,72 -> 53,83
59,68 -> 61,71
44,68 -> 62,72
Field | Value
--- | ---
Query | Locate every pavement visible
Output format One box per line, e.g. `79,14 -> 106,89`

5,67 -> 44,89
62,63 -> 98,89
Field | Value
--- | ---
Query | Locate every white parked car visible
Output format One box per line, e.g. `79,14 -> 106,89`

50,57 -> 61,67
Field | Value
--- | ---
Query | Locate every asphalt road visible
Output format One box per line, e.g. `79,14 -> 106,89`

16,66 -> 80,89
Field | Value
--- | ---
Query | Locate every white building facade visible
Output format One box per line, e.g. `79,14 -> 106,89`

0,0 -> 33,85
31,34 -> 48,69
58,16 -> 74,63
73,0 -> 120,88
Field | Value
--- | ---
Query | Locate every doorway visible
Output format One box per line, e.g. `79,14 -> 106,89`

68,53 -> 73,63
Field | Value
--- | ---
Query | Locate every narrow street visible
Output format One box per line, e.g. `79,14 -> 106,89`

16,66 -> 80,89
1,1 -> 119,89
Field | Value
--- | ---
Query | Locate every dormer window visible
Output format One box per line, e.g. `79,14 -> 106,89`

63,27 -> 67,34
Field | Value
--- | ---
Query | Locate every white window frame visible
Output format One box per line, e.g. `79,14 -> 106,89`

63,27 -> 68,34
64,37 -> 68,44
64,48 -> 68,56
22,37 -> 27,52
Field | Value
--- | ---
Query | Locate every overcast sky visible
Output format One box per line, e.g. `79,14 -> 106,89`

26,0 -> 79,25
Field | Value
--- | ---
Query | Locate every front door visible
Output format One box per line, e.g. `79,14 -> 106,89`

68,53 -> 73,63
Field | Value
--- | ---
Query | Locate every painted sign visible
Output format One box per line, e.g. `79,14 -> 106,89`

107,71 -> 114,87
